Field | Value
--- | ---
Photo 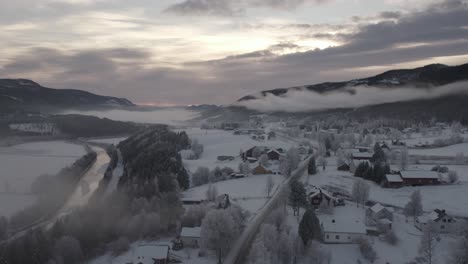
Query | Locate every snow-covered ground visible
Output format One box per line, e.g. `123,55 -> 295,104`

60,107 -> 199,126
409,142 -> 468,156
0,141 -> 86,218
183,174 -> 282,214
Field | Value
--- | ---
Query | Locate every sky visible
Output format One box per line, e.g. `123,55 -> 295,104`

0,0 -> 467,106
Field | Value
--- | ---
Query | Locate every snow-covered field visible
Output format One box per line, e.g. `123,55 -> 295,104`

179,128 -> 292,173
409,142 -> 468,156
60,107 -> 199,126
0,141 -> 85,218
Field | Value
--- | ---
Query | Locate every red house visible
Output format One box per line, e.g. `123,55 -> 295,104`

399,171 -> 440,186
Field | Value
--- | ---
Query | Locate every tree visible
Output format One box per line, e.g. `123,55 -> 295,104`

317,156 -> 328,171
351,179 -> 370,207
372,143 -> 386,164
286,148 -> 301,171
53,236 -> 83,264
298,209 -> 322,246
419,225 -> 437,264
192,167 -> 210,187
448,171 -> 459,184
280,157 -> 292,178
201,209 -> 240,264
289,180 -> 307,216
206,183 -> 218,202
265,175 -> 275,197
399,148 -> 409,170
404,190 -> 423,223
308,157 -> 317,175
191,139 -> 204,159
448,231 -> 468,264
239,162 -> 251,175
259,154 -> 270,167
356,237 -> 377,263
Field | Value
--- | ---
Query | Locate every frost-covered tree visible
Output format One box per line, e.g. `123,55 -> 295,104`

239,161 -> 251,175
286,147 -> 301,171
448,171 -> 459,184
356,237 -> 377,263
419,225 -> 437,264
182,204 -> 209,227
448,227 -> 468,264
404,190 -> 423,223
0,216 -> 8,240
317,156 -> 328,171
259,154 -> 270,167
191,139 -> 204,159
305,241 -> 332,264
456,152 -> 465,164
298,209 -> 322,246
201,209 -> 240,264
265,175 -> 275,197
192,167 -> 210,187
352,179 -> 370,207
280,157 -> 292,178
289,180 -> 307,216
308,156 -> 317,175
205,183 -> 218,202
399,148 -> 409,170
318,199 -> 333,215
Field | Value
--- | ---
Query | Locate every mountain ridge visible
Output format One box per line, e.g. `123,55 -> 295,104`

238,62 -> 468,101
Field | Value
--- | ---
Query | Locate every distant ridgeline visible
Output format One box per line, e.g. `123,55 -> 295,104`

117,126 -> 191,197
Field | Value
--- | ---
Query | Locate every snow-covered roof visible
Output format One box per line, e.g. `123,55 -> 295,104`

400,170 -> 439,179
370,203 -> 386,213
418,211 -> 441,224
319,207 -> 367,234
385,174 -> 403,183
133,245 -> 169,263
181,227 -> 201,238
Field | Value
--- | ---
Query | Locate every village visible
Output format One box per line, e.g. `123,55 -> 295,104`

86,115 -> 468,264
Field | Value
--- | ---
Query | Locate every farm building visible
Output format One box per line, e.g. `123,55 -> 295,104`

416,209 -> 458,233
267,149 -> 281,160
252,164 -> 272,175
352,152 -> 373,161
383,174 -> 404,188
180,227 -> 201,248
308,188 -> 344,208
337,162 -> 350,171
366,203 -> 393,227
399,170 -> 440,186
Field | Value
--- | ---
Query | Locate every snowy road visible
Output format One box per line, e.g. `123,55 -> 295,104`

224,155 -> 311,264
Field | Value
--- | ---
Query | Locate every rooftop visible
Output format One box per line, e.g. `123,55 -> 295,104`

181,227 -> 201,238
319,206 -> 367,234
385,174 -> 403,183
400,170 -> 440,179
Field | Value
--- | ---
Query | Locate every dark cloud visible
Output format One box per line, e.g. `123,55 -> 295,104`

164,0 -> 333,16
163,0 -> 242,16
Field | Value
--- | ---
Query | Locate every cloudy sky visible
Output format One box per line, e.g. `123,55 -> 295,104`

0,0 -> 467,105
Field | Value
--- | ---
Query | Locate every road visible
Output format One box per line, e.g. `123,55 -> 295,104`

3,146 -> 110,243
224,155 -> 311,264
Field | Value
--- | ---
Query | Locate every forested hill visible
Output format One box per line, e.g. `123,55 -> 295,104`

117,126 -> 191,197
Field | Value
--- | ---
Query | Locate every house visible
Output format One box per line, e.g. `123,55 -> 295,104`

180,227 -> 201,248
383,174 -> 404,188
230,173 -> 245,179
181,198 -> 205,205
352,152 -> 373,161
319,206 -> 367,244
133,245 -> 169,264
366,203 -> 393,227
267,149 -> 281,160
416,209 -> 458,233
337,162 -> 350,171
308,188 -> 344,208
399,170 -> 440,186
252,164 -> 272,175
217,155 -> 235,162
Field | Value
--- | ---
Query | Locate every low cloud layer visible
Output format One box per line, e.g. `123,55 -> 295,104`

236,82 -> 468,112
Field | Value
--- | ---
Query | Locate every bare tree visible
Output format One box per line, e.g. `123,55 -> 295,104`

399,148 -> 409,170
404,190 -> 423,223
419,225 -> 437,264
448,171 -> 459,184
205,183 -> 218,202
265,175 -> 275,197
201,209 -> 240,264
351,179 -> 370,207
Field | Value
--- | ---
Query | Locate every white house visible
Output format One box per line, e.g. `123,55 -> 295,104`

416,209 -> 458,233
180,227 -> 202,248
366,203 -> 394,228
319,206 -> 367,244
132,244 -> 169,264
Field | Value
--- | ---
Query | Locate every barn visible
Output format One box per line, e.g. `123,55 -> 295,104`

383,174 -> 404,188
399,170 -> 440,186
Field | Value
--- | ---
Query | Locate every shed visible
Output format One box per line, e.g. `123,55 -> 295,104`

180,227 -> 201,248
